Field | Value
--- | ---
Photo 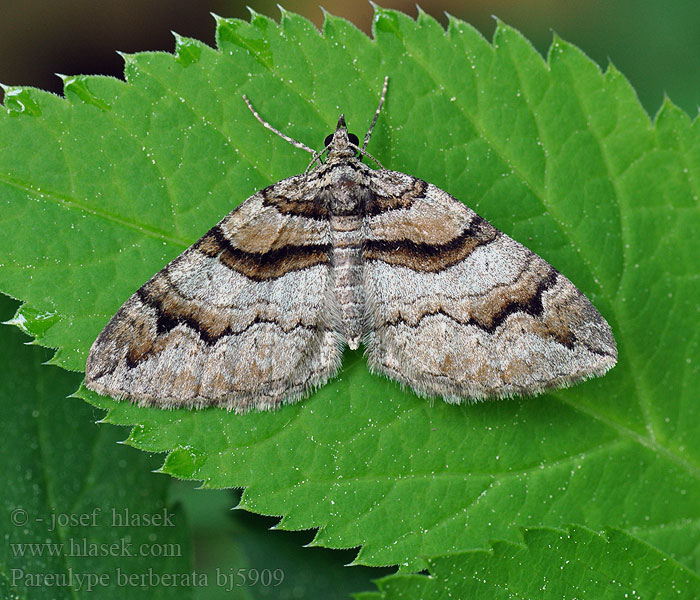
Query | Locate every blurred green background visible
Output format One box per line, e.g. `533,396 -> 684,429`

1,1 -> 698,598
0,0 -> 698,117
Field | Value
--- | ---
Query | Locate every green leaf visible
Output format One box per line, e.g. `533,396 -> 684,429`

359,526 -> 700,599
0,294 -> 194,598
1,5 -> 699,584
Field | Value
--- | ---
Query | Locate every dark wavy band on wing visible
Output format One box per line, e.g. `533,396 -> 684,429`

195,225 -> 331,281
379,268 -> 582,349
363,215 -> 499,272
364,177 -> 428,215
261,185 -> 330,220
124,287 -> 320,367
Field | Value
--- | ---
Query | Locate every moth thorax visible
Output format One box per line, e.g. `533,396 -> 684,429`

329,177 -> 364,216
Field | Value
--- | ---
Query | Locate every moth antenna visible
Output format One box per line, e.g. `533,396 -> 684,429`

362,75 -> 389,152
243,94 -> 316,155
304,146 -> 330,174
350,143 -> 384,170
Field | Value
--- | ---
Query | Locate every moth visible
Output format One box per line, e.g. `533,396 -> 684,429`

85,77 -> 617,412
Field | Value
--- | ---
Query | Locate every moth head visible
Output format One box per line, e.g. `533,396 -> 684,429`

324,114 -> 360,159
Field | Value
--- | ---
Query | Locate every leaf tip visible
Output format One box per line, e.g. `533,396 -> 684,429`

173,32 -> 204,66
603,59 -> 622,77
43,353 -> 62,368
659,93 -> 679,117
547,31 -> 569,62
371,4 -> 403,37
2,316 -> 20,328
246,5 -> 267,23
276,3 -> 290,19
415,5 -> 443,32
655,93 -> 691,127
116,50 -> 137,66
369,0 -> 386,21
444,10 -> 461,28
491,16 -> 510,46
319,6 -> 335,32
0,85 -> 43,116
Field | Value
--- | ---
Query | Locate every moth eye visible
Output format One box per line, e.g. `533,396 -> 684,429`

324,133 -> 360,147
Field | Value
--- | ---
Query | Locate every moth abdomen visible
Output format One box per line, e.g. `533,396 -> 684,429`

330,212 -> 365,349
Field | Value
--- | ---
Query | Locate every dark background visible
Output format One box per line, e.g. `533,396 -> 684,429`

1,1 -> 699,117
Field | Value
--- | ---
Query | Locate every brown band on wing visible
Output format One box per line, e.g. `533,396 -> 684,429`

363,215 -> 499,272
195,225 -> 331,281
380,267 -> 579,349
122,283 -> 320,367
261,185 -> 329,220
478,267 -> 578,348
86,301 -> 155,381
364,177 -> 428,215
222,212 -> 329,254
